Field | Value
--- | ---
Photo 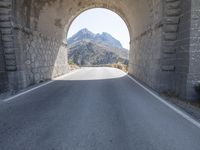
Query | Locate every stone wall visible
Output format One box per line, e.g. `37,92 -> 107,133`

128,0 -> 199,100
129,0 -> 166,92
0,0 -> 69,92
0,0 -> 13,93
174,0 -> 200,100
186,0 -> 200,99
161,0 -> 181,93
0,32 -> 8,93
175,0 -> 191,98
0,0 -> 17,72
14,27 -> 69,89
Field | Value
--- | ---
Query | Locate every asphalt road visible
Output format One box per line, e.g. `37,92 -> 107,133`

0,67 -> 200,150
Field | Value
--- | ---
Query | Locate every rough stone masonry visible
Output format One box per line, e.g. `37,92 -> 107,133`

0,0 -> 200,100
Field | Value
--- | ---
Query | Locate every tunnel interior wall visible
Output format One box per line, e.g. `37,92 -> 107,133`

0,1 -> 11,94
8,0 -> 135,92
14,29 -> 68,89
0,32 -> 8,93
174,0 -> 200,100
128,0 -> 170,92
185,0 -> 200,99
175,0 -> 191,99
8,0 -> 69,91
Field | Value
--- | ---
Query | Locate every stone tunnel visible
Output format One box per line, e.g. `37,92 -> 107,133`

0,0 -> 200,100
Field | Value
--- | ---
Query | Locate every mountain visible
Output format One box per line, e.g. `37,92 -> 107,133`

68,28 -> 123,48
67,28 -> 129,66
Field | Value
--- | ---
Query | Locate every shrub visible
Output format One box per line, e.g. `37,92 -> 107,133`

68,60 -> 76,65
112,63 -> 128,72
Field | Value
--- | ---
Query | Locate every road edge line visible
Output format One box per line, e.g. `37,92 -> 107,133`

2,69 -> 81,103
125,73 -> 200,129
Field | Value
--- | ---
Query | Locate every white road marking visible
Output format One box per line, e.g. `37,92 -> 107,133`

124,72 -> 200,129
2,69 -> 81,103
2,67 -> 200,129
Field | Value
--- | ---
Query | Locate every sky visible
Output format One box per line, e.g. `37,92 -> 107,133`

67,8 -> 130,49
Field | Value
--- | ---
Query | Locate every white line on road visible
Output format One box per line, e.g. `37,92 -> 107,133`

2,67 -> 200,129
2,69 -> 81,103
125,72 -> 200,129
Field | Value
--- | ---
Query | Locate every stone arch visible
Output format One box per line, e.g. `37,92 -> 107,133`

0,0 -> 199,100
64,6 -> 132,43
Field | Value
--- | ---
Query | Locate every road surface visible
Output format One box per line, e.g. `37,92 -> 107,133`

0,67 -> 200,150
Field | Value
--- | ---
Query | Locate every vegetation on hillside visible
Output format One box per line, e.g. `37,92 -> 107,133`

67,28 -> 129,72
67,28 -> 129,67
68,60 -> 80,71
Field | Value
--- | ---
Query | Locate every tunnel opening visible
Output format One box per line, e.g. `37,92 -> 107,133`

2,0 -> 199,100
66,8 -> 131,72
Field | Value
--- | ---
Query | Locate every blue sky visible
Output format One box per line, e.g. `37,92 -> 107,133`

67,8 -> 130,49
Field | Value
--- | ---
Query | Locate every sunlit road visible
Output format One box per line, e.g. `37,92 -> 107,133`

0,67 -> 200,150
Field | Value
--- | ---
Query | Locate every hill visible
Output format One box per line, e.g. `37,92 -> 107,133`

67,28 -> 129,66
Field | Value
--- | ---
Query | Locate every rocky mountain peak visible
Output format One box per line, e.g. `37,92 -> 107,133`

68,28 -> 123,48
67,28 -> 129,66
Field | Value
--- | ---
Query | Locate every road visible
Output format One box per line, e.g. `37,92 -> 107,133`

0,67 -> 200,150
